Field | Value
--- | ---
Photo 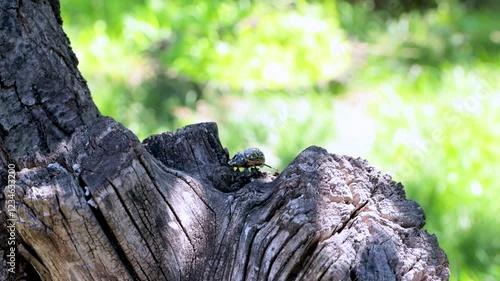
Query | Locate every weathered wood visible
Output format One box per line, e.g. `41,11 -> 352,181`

0,0 -> 450,280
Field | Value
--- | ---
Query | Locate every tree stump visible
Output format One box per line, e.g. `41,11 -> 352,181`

0,0 -> 449,280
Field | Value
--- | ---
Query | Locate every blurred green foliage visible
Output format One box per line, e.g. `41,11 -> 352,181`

61,0 -> 499,279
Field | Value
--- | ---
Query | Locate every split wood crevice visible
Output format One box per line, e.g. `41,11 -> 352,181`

6,118 -> 449,280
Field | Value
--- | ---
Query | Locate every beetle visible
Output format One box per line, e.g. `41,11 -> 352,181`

228,147 -> 279,173
228,147 -> 266,168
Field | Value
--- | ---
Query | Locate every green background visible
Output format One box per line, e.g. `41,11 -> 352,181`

61,0 -> 499,279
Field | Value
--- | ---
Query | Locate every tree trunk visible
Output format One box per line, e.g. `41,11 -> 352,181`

0,0 -> 449,280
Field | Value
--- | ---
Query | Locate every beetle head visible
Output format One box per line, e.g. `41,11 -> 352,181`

228,153 -> 246,167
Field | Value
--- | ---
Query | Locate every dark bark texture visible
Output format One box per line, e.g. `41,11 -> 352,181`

0,0 -> 450,280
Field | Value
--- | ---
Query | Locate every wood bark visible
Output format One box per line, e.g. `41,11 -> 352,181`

0,0 -> 450,280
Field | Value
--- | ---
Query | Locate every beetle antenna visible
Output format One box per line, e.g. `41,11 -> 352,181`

263,164 -> 279,173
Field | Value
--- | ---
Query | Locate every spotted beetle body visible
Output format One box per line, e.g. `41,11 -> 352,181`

228,147 -> 266,168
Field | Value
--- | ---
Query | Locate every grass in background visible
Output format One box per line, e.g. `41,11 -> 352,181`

61,0 -> 499,279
